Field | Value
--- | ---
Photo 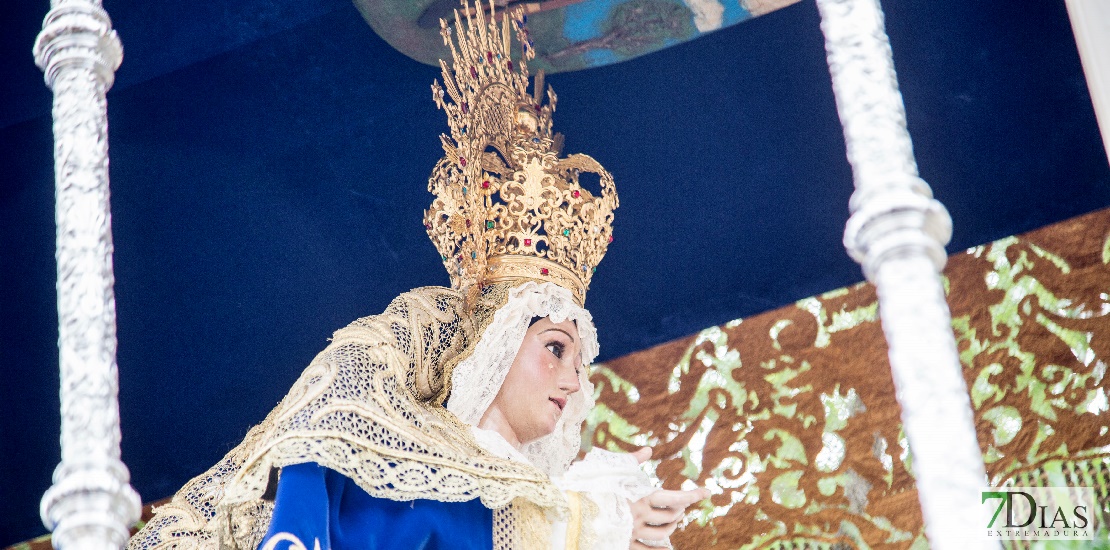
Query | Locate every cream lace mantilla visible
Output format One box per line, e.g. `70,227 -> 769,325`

128,283 -> 582,550
448,282 -> 600,477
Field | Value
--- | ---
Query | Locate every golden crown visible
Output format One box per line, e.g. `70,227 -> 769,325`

424,1 -> 618,306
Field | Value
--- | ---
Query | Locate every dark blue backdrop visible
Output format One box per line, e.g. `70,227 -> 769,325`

2,0 -> 1108,544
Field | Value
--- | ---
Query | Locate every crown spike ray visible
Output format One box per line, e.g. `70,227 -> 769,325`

533,70 -> 544,105
501,9 -> 510,56
476,0 -> 489,52
424,0 -> 617,306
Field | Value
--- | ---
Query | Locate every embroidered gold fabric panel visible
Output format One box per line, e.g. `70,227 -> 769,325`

584,208 -> 1110,548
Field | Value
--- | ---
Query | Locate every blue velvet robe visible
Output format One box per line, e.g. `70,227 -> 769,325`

258,463 -> 494,550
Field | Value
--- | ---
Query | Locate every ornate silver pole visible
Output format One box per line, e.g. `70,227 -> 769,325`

1065,0 -> 1110,167
33,2 -> 142,549
814,0 -> 995,547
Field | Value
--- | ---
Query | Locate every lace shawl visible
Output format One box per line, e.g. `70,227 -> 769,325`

127,282 -> 585,550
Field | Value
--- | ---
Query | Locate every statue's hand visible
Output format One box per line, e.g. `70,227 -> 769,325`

627,448 -> 709,550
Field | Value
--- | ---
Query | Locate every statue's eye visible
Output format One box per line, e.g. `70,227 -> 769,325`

546,342 -> 564,359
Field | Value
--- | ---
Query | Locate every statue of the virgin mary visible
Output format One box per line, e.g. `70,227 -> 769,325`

128,4 -> 706,549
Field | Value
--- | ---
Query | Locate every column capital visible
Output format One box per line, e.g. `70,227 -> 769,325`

843,179 -> 952,280
34,2 -> 122,91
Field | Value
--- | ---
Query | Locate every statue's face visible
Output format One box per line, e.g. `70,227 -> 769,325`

481,317 -> 583,447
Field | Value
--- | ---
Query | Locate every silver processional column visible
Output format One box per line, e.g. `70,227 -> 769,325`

34,1 -> 142,549
814,0 -> 995,547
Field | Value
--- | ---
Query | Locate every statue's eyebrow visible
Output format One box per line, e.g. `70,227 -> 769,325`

540,327 -> 577,344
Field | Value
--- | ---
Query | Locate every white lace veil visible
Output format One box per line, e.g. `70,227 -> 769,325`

447,281 -> 599,477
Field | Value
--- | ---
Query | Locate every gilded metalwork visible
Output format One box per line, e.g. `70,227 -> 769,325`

425,2 -> 618,304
